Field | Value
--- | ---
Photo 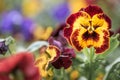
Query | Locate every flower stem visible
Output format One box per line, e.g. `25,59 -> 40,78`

88,47 -> 94,80
60,67 -> 64,80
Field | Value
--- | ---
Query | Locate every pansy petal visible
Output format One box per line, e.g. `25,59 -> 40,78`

48,37 -> 62,50
92,13 -> 111,29
70,29 -> 87,51
72,11 -> 91,30
103,14 -> 111,29
35,53 -> 49,77
83,5 -> 103,17
66,12 -> 81,26
71,29 -> 98,51
46,45 -> 61,62
64,11 -> 91,45
94,29 -> 110,53
52,56 -> 72,69
67,11 -> 91,28
63,48 -> 76,58
64,27 -> 73,45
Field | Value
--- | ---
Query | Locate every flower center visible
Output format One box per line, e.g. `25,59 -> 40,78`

87,20 -> 94,34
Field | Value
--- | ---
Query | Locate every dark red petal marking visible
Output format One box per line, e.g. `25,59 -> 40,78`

93,13 -> 111,29
95,36 -> 109,53
64,27 -> 73,45
66,12 -> 81,26
71,29 -> 83,51
52,56 -> 72,69
63,48 -> 76,58
103,14 -> 111,29
95,30 -> 109,53
82,31 -> 99,42
84,5 -> 103,17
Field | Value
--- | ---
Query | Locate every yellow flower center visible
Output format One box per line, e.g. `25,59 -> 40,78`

87,20 -> 95,33
81,19 -> 99,34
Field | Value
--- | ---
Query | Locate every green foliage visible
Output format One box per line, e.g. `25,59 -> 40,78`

26,41 -> 48,52
5,36 -> 15,45
104,58 -> 120,80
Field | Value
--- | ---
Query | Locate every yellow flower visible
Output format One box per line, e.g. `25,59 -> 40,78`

35,53 -> 49,77
70,70 -> 80,80
22,0 -> 41,17
64,5 -> 111,54
0,0 -> 5,12
33,26 -> 53,40
68,0 -> 88,13
95,73 -> 104,80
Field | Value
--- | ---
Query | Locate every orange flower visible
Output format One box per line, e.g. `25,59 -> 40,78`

64,5 -> 111,54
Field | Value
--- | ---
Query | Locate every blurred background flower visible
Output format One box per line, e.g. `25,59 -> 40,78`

0,10 -> 34,41
22,0 -> 42,18
0,52 -> 41,80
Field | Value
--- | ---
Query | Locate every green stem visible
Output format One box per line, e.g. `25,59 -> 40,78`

60,67 -> 64,80
88,47 -> 94,80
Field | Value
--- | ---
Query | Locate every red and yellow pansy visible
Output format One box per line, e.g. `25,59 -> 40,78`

64,5 -> 111,53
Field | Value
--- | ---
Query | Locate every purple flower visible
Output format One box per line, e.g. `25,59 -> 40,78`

0,10 -> 34,41
50,2 -> 70,23
21,18 -> 34,41
0,10 -> 22,33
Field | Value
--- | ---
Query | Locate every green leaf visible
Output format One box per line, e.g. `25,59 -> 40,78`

26,41 -> 48,52
104,57 -> 120,80
98,34 -> 120,58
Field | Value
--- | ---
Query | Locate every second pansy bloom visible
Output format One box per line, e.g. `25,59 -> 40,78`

64,5 -> 111,54
35,38 -> 76,78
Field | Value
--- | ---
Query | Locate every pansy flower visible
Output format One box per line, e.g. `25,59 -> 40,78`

0,10 -> 34,41
22,0 -> 41,17
48,38 -> 75,69
64,5 -> 111,53
36,41 -> 75,78
70,70 -> 80,80
51,47 -> 75,69
0,52 -> 40,80
50,2 -> 70,23
33,26 -> 53,40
